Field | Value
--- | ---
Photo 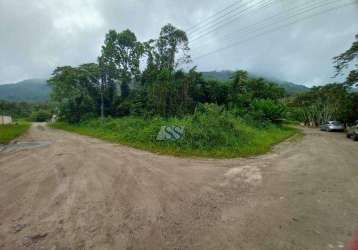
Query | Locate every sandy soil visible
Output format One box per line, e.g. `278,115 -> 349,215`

0,123 -> 357,250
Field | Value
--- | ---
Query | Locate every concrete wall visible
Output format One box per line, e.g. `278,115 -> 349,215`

0,116 -> 12,125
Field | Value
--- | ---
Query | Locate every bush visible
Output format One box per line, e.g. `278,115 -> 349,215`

31,110 -> 52,122
250,99 -> 286,124
184,103 -> 246,149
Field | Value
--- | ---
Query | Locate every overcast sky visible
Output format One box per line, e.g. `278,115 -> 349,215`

0,0 -> 357,86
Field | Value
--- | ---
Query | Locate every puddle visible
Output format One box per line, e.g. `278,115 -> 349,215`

0,140 -> 52,153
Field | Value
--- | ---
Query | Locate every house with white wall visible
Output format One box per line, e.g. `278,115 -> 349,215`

0,116 -> 12,125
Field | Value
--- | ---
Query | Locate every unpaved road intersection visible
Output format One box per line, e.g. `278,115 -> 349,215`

0,124 -> 358,249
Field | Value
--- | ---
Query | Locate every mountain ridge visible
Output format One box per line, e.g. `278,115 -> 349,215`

0,71 -> 311,102
0,79 -> 50,102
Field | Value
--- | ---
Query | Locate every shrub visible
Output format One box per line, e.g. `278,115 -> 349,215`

184,103 -> 246,149
250,99 -> 286,124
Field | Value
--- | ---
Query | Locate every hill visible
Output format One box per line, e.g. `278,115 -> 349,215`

0,79 -> 50,102
0,72 -> 311,102
201,71 -> 310,95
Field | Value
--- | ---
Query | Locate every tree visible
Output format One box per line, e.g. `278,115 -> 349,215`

228,70 -> 285,108
139,24 -> 192,116
248,78 -> 285,100
141,39 -> 159,84
231,70 -> 249,93
250,99 -> 286,123
98,31 -> 118,114
120,82 -> 130,98
115,29 -> 143,82
228,70 -> 250,108
99,29 -> 143,114
334,33 -> 358,87
289,83 -> 356,126
48,64 -> 101,123
0,101 -> 49,119
152,24 -> 191,73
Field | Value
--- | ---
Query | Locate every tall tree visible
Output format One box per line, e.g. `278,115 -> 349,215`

231,70 -> 249,93
98,30 -> 118,114
334,34 -> 358,87
140,24 -> 191,116
141,39 -> 158,84
154,24 -> 191,73
99,29 -> 143,110
229,70 -> 250,108
115,29 -> 143,83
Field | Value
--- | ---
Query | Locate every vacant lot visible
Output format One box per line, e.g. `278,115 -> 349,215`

0,124 -> 357,249
51,116 -> 297,158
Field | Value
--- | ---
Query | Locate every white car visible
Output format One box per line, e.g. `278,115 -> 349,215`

320,121 -> 345,132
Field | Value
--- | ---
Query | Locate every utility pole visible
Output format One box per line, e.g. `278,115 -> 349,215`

100,77 -> 104,121
80,68 -> 105,121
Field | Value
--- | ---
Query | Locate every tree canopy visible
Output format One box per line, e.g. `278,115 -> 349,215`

334,33 -> 358,87
47,24 -> 358,127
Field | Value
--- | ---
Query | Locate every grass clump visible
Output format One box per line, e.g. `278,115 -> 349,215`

51,104 -> 298,158
0,122 -> 31,144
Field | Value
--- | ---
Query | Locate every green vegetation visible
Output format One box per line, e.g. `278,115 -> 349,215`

48,24 -> 288,124
0,122 -> 30,144
0,100 -> 52,121
288,84 -> 358,126
45,23 -> 357,158
44,24 -> 304,158
51,104 -> 297,158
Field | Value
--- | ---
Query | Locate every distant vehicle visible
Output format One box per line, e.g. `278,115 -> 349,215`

320,121 -> 345,132
346,121 -> 358,141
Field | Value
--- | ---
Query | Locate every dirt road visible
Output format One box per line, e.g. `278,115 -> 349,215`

0,124 -> 357,250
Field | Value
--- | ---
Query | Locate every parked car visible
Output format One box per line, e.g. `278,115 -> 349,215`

346,121 -> 358,141
320,121 -> 345,132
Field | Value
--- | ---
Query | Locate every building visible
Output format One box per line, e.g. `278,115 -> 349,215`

0,116 -> 12,125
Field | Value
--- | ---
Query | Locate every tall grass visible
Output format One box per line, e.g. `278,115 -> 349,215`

51,106 -> 298,158
0,122 -> 31,144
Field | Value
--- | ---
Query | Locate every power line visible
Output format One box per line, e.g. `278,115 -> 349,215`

189,1 -> 356,63
189,0 -> 331,50
187,1 -> 255,36
164,1 -> 269,45
190,0 -> 319,48
191,1 -> 356,61
185,1 -> 243,33
186,0 -> 276,39
189,0 -> 275,42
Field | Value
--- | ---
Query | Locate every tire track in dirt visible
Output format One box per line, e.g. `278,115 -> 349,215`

0,124 -> 357,249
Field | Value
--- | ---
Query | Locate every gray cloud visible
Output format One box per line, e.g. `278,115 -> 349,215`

0,0 -> 357,86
